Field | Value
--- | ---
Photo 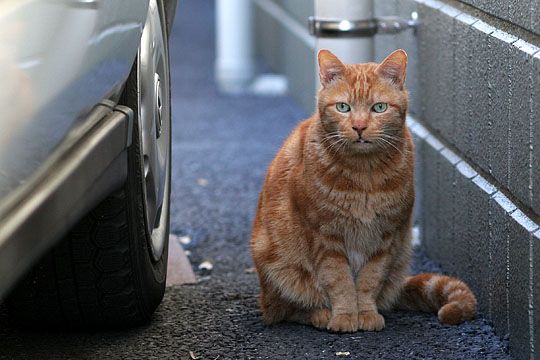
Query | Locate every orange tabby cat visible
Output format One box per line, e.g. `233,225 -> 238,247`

250,49 -> 477,332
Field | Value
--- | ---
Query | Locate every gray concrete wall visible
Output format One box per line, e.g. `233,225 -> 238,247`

408,116 -> 540,360
457,0 -> 539,35
383,1 -> 539,359
253,0 -> 316,112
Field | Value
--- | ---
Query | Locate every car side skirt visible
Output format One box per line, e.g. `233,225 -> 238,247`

0,102 -> 134,300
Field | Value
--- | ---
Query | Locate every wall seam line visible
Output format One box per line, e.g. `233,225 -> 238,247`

415,0 -> 540,40
414,0 -> 540,51
407,115 -> 540,235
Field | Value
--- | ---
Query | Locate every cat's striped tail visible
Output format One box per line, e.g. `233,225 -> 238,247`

397,273 -> 477,325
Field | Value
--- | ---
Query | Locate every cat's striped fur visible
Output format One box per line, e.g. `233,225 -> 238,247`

250,49 -> 476,332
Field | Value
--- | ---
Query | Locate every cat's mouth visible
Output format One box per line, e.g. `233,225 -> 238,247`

354,139 -> 372,144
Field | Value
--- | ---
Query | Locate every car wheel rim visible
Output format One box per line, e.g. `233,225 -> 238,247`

138,0 -> 170,261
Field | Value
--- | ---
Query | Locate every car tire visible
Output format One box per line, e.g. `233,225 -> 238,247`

7,0 -> 171,329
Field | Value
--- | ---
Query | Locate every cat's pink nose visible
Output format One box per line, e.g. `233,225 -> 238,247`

352,125 -> 367,137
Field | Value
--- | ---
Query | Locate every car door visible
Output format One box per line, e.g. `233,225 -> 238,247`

0,0 -> 148,203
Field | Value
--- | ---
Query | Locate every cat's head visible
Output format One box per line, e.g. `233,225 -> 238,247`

317,49 -> 408,155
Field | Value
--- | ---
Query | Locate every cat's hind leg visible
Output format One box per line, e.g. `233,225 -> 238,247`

258,278 -> 331,328
260,292 -> 331,330
280,306 -> 330,329
258,277 -> 296,324
257,267 -> 331,328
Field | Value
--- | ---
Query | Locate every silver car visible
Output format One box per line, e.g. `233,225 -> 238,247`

0,0 -> 177,327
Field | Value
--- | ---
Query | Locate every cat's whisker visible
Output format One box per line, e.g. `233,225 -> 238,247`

320,134 -> 342,145
377,137 -> 403,156
379,139 -> 405,152
371,129 -> 404,140
338,138 -> 350,153
376,135 -> 399,147
324,138 -> 338,151
381,135 -> 409,155
372,131 -> 406,149
320,132 -> 342,143
328,139 -> 346,154
320,131 -> 350,155
378,134 -> 405,144
328,138 -> 348,155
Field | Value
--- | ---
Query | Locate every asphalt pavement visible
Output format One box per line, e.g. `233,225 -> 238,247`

0,1 -> 512,359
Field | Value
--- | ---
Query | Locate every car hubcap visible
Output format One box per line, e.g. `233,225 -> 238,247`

138,0 -> 170,261
155,74 -> 163,138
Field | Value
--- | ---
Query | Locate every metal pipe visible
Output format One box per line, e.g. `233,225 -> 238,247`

215,0 -> 254,93
309,16 -> 418,38
314,0 -> 374,68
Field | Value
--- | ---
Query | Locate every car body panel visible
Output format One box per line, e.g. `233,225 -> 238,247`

0,0 -> 165,299
0,0 -> 149,201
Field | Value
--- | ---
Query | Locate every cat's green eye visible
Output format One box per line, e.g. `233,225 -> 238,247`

336,102 -> 351,113
372,102 -> 388,113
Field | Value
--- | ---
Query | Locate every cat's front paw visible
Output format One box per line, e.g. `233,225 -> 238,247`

327,313 -> 358,333
310,308 -> 331,329
358,311 -> 385,331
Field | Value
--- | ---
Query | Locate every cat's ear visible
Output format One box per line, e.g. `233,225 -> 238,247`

318,50 -> 345,86
376,49 -> 407,88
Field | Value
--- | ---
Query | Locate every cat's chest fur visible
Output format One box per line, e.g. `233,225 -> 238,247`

319,168 -> 413,271
335,209 -> 387,275
319,192 -> 398,276
312,164 -> 406,224
321,183 -> 405,227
